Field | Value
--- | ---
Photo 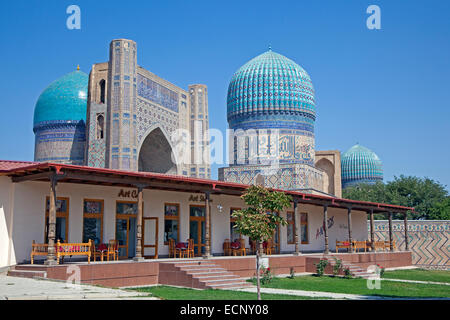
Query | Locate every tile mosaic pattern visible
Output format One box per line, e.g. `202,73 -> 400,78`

34,120 -> 86,165
372,220 -> 449,270
341,144 -> 383,188
33,70 -> 88,125
227,50 -> 315,132
220,163 -> 323,191
137,74 -> 179,113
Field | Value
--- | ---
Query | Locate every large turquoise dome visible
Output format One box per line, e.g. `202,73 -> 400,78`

33,70 -> 88,128
341,144 -> 383,189
227,49 -> 315,131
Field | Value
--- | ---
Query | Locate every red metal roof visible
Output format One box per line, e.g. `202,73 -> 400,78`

0,160 -> 415,213
0,160 -> 38,172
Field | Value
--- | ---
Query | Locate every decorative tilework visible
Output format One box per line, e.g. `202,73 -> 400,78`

137,74 -> 179,112
372,220 -> 449,270
341,144 -> 383,188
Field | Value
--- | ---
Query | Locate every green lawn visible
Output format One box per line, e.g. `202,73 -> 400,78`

251,275 -> 450,299
383,269 -> 450,284
131,285 -> 325,300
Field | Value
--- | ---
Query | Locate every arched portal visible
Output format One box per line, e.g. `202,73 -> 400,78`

138,127 -> 177,174
316,158 -> 335,195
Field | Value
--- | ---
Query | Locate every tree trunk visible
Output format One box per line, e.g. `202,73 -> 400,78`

256,239 -> 261,300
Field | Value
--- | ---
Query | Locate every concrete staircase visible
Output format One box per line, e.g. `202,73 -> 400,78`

7,265 -> 48,279
159,259 -> 254,290
323,256 -> 377,279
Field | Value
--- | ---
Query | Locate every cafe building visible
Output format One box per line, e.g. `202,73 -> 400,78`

0,160 -> 413,288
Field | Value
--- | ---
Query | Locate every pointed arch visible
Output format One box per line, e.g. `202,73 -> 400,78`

137,125 -> 179,174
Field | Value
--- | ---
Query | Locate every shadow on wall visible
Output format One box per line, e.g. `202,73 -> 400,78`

138,127 -> 177,174
69,121 -> 87,165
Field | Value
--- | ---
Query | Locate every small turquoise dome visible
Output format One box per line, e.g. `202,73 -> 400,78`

33,70 -> 88,128
227,49 -> 315,132
341,144 -> 383,188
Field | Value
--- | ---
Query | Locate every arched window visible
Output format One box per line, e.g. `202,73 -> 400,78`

96,114 -> 104,140
99,79 -> 106,104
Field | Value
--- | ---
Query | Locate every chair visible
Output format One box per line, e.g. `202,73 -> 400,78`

237,238 -> 247,256
187,239 -> 195,258
105,240 -> 118,261
168,239 -> 176,258
175,242 -> 187,258
264,239 -> 273,255
249,240 -> 257,255
91,242 -> 106,261
223,239 -> 231,256
336,240 -> 351,253
352,240 -> 367,253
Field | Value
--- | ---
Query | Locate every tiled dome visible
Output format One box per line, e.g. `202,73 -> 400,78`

341,144 -> 383,188
227,49 -> 315,131
33,69 -> 88,129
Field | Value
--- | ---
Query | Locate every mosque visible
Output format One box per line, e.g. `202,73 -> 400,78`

33,39 -> 211,179
32,39 -> 383,196
0,38 -> 413,275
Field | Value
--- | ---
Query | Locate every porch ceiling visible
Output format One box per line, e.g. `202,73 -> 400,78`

0,161 -> 414,214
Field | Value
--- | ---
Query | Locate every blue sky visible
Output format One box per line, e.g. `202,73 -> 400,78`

0,0 -> 449,190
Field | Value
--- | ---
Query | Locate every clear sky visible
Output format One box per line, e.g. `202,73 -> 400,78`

0,0 -> 449,190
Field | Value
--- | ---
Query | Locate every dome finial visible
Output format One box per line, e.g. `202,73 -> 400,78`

76,65 -> 80,71
268,44 -> 272,51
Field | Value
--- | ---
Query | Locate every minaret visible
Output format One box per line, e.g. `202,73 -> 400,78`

105,39 -> 138,170
188,84 -> 211,178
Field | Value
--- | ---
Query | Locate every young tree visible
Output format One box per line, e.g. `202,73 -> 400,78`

231,185 -> 292,300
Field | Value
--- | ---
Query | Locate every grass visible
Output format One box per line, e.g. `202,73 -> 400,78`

383,268 -> 450,283
250,274 -> 450,299
131,285 -> 326,300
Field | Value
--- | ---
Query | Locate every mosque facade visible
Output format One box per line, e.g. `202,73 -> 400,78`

33,39 -> 211,179
32,39 -> 382,194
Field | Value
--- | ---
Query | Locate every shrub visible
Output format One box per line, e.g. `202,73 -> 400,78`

288,267 -> 295,279
315,259 -> 329,277
260,266 -> 273,285
377,264 -> 385,278
344,267 -> 352,279
333,258 -> 342,276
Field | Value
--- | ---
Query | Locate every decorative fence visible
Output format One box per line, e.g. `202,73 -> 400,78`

370,220 -> 449,270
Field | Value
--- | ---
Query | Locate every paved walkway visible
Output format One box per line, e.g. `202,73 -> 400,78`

382,278 -> 450,286
0,275 -> 157,300
237,286 -> 450,300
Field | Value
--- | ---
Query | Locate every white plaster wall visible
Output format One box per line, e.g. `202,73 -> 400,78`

5,179 -> 369,264
0,177 -> 12,268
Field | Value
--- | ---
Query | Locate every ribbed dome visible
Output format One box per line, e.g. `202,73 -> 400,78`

227,49 -> 315,131
33,70 -> 88,129
341,144 -> 383,188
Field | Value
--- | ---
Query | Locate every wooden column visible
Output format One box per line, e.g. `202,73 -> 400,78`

45,175 -> 57,265
133,185 -> 144,261
323,205 -> 329,254
203,192 -> 212,258
369,209 -> 375,251
293,199 -> 300,256
404,212 -> 409,251
388,211 -> 394,251
347,207 -> 353,253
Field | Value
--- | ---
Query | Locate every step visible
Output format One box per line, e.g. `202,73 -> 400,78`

185,270 -> 232,276
177,264 -> 218,269
8,270 -> 47,279
207,281 -> 250,289
184,268 -> 226,273
192,273 -> 235,280
201,277 -> 243,284
13,265 -> 49,272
